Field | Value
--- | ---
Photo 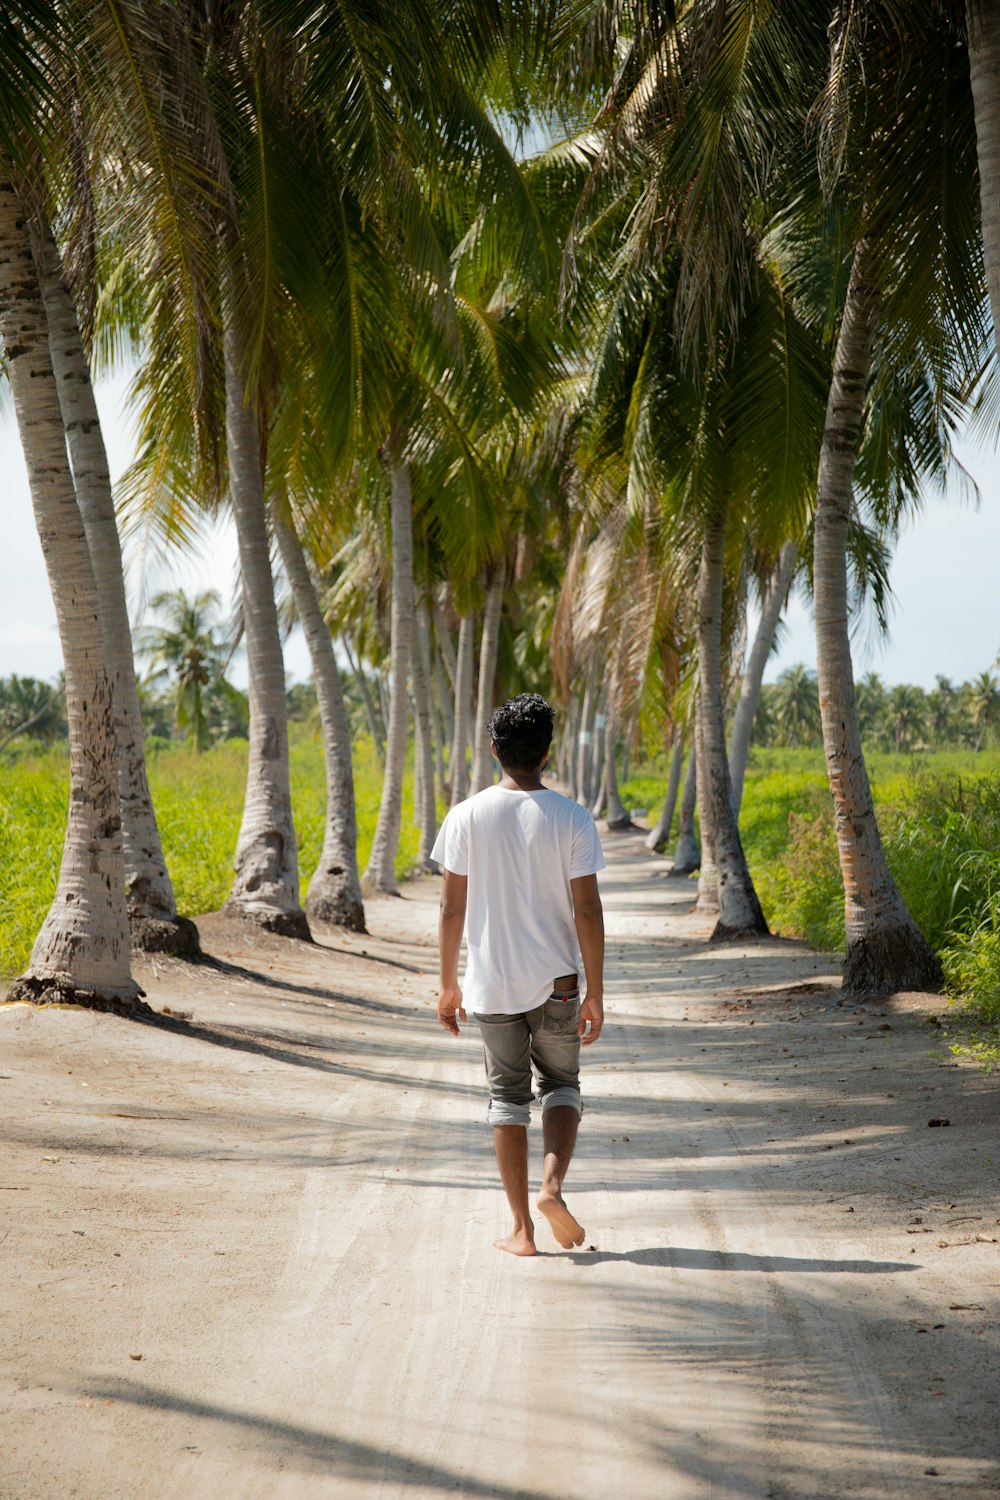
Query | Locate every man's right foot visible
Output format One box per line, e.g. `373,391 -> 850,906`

494,1229 -> 537,1257
536,1189 -> 585,1248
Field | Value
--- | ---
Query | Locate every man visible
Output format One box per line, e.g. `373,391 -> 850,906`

432,692 -> 606,1257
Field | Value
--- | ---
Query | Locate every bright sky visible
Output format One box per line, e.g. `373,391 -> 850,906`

2,366 -> 998,692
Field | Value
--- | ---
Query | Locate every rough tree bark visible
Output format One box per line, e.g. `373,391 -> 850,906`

813,243 -> 941,994
449,614 -> 474,806
222,308 -> 308,937
696,503 -> 768,939
0,175 -> 141,1010
576,659 -> 599,807
27,196 -> 198,956
672,742 -> 701,875
968,0 -> 1000,356
646,730 -> 684,851
274,513 -> 365,932
411,595 -> 438,866
470,560 -> 505,793
603,719 -> 633,830
729,541 -> 798,817
363,461 -> 414,892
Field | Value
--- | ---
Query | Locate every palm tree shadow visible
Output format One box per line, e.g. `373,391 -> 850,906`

565,1247 -> 917,1273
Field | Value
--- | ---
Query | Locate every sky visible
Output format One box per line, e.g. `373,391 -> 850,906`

2,366 -> 999,693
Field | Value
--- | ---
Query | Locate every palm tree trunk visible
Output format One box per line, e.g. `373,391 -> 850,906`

274,512 -> 365,932
26,194 -> 197,956
590,703 -> 606,810
559,694 -> 580,794
646,730 -> 684,852
364,461 -> 413,892
672,742 -> 701,875
604,720 -> 633,829
693,699 -> 719,912
814,243 -> 941,994
470,561 -> 506,793
449,614 -> 474,805
0,175 -> 140,1010
576,660 -> 599,806
729,541 -> 798,817
222,310 -> 308,937
411,595 -> 438,866
968,0 -> 1000,356
432,648 -> 453,799
696,503 -> 768,938
344,636 -> 384,757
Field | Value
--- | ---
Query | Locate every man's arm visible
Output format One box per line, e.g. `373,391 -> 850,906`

438,868 -> 468,1036
571,872 -> 604,1045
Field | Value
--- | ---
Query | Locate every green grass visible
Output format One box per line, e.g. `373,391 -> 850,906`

0,727 -> 422,980
622,745 -> 1000,1047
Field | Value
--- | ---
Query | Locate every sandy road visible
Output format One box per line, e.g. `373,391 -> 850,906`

2,834 -> 999,1499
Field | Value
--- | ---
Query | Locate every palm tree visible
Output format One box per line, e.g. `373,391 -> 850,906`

773,664 -> 821,748
887,684 -> 926,753
24,189 -> 197,952
968,670 -> 1000,751
138,590 -> 235,752
0,170 -> 139,1010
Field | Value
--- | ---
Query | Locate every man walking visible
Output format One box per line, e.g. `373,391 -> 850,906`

432,693 -> 606,1256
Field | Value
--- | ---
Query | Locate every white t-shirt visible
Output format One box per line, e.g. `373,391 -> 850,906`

430,785 -> 606,1015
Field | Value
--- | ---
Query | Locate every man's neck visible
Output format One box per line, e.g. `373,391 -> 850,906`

499,767 -> 546,792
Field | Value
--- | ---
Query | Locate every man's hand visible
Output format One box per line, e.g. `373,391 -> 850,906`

438,985 -> 467,1037
579,994 -> 604,1045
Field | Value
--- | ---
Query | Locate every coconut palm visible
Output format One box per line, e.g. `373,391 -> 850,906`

0,170 -> 139,1010
138,589 -> 237,751
968,670 -> 1000,751
773,664 -> 821,748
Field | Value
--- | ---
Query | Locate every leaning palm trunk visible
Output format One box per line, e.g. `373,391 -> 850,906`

672,744 -> 701,875
604,721 -> 633,830
576,660 -> 600,807
470,561 -> 505,793
364,462 -> 414,892
27,196 -> 197,956
0,176 -> 139,1010
274,514 -> 365,932
222,313 -> 308,937
968,0 -> 1000,355
693,699 -> 719,912
696,504 -> 767,938
449,614 -> 474,805
411,596 -> 438,866
432,649 -> 453,799
344,637 -> 384,757
646,730 -> 684,851
814,244 -> 941,994
729,541 -> 798,817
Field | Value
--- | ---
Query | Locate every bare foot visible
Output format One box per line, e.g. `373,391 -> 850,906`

494,1230 -> 537,1257
536,1189 -> 585,1248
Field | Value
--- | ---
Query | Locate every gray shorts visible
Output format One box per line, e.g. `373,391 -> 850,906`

474,990 -> 582,1128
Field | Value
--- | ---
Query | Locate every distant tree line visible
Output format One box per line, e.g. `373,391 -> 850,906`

750,665 -> 1000,754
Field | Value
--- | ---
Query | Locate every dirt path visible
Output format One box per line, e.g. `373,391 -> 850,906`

2,833 -> 999,1499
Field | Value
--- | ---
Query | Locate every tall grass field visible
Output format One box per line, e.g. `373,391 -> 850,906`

621,747 -> 1000,1047
4,736 -> 1000,1051
0,729 -> 421,979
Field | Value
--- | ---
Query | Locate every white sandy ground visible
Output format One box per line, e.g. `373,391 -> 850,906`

1,832 -> 999,1500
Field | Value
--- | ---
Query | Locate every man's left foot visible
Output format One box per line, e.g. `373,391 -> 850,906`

494,1230 -> 537,1257
536,1189 -> 585,1248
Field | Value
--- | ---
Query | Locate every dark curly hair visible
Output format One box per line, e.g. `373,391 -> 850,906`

488,693 -> 554,770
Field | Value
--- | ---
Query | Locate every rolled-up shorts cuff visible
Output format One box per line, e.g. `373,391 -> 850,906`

486,1098 -> 532,1128
540,1085 -> 582,1118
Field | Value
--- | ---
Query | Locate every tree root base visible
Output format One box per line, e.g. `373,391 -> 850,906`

711,915 -> 770,943
222,902 -> 313,941
843,924 -> 943,998
130,914 -> 202,958
606,815 -> 636,832
6,975 -> 153,1016
306,891 -> 367,934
